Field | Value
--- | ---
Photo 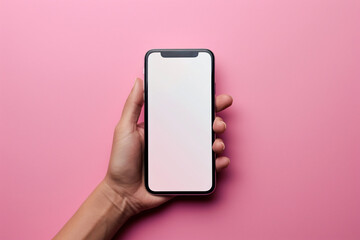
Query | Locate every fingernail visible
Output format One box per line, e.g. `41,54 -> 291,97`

222,121 -> 227,129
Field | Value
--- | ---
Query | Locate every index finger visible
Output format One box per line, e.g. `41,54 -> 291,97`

215,94 -> 233,112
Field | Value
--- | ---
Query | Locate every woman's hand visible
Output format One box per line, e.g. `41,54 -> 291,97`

54,77 -> 233,240
104,78 -> 233,215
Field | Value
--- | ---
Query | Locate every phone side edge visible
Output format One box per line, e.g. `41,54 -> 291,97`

144,49 -> 216,195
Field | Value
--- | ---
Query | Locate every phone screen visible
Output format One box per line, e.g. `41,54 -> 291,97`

145,49 -> 214,193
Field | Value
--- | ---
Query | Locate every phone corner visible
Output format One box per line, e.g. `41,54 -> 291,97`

145,49 -> 159,58
201,49 -> 215,59
144,181 -> 157,195
202,181 -> 216,195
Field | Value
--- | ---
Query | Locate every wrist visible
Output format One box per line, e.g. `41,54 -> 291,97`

54,180 -> 137,239
99,178 -> 142,217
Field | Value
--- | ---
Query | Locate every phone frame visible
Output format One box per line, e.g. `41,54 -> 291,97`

144,49 -> 216,195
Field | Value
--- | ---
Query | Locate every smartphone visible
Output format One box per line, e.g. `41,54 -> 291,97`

144,49 -> 215,194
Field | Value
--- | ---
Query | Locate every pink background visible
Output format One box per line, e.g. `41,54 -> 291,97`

1,0 -> 360,239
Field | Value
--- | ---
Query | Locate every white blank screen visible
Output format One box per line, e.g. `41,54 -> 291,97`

147,51 -> 213,192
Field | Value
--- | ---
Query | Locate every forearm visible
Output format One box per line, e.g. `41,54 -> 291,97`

53,180 -> 136,240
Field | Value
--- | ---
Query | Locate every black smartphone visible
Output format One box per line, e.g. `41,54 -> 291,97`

144,49 -> 215,194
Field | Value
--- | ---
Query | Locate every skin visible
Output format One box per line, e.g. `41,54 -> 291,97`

54,78 -> 233,240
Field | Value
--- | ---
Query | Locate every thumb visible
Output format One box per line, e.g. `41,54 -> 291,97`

118,78 -> 144,130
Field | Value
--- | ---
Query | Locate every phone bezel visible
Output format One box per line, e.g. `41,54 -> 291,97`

144,49 -> 216,195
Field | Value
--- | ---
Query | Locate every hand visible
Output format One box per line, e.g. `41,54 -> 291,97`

54,77 -> 233,240
104,78 -> 233,215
